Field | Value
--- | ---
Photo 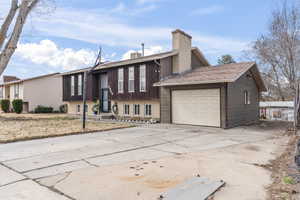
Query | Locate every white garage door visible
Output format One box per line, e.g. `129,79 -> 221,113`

172,89 -> 221,127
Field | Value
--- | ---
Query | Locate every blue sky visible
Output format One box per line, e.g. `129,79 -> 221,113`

1,0 -> 282,79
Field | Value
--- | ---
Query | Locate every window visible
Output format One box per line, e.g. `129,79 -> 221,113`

145,104 -> 152,116
0,87 -> 3,99
71,76 -> 75,96
128,67 -> 135,92
118,68 -> 124,93
139,65 -> 146,92
244,91 -> 250,105
134,104 -> 140,115
77,105 -> 80,113
78,74 -> 82,96
124,104 -> 130,115
14,84 -> 19,98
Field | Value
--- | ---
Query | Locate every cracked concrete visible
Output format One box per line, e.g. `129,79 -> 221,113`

0,123 -> 289,200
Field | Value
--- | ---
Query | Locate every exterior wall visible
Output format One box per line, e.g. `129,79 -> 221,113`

63,72 -> 94,102
226,71 -> 259,128
106,61 -> 160,101
23,75 -> 63,111
160,83 -> 227,128
112,100 -> 160,120
66,101 -> 95,115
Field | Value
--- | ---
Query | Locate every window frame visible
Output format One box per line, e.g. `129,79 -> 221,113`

244,90 -> 251,105
145,104 -> 152,116
14,84 -> 19,98
78,74 -> 82,96
118,68 -> 124,93
134,104 -> 140,115
71,75 -> 75,96
139,64 -> 146,92
128,67 -> 135,93
124,104 -> 130,115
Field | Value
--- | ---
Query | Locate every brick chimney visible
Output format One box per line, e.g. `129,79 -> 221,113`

130,52 -> 142,59
172,29 -> 192,74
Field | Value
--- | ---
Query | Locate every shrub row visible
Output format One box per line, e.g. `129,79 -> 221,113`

0,99 -> 23,113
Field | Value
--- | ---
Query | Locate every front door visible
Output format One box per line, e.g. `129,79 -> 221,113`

99,73 -> 110,113
101,88 -> 109,113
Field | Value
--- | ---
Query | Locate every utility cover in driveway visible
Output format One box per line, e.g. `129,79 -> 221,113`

172,89 -> 221,127
161,177 -> 225,200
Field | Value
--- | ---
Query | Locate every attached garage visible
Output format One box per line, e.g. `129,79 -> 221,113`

155,62 -> 267,128
171,89 -> 221,127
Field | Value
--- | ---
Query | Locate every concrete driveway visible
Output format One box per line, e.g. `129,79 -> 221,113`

0,123 -> 289,200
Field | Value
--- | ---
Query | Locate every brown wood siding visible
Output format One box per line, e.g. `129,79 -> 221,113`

226,71 -> 259,128
62,72 -> 94,101
105,61 -> 160,101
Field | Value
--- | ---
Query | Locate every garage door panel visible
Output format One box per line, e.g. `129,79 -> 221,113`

172,89 -> 220,127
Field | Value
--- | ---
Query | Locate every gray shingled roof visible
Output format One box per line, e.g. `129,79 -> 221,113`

154,62 -> 267,91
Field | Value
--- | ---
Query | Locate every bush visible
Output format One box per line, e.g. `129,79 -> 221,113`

34,105 -> 53,113
59,104 -> 68,113
12,99 -> 23,114
0,99 -> 10,113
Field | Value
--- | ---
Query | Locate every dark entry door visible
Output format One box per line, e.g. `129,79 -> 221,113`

101,88 -> 109,113
100,74 -> 110,113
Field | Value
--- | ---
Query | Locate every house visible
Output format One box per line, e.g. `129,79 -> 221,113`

62,29 -> 266,128
260,101 -> 294,122
0,73 -> 63,112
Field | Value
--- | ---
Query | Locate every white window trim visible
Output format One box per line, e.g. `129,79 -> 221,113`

128,67 -> 135,93
124,104 -> 130,115
71,76 -> 75,96
134,104 -> 140,116
14,84 -> 19,98
118,68 -> 124,93
144,104 -> 152,116
139,65 -> 146,92
78,74 -> 82,96
244,91 -> 251,105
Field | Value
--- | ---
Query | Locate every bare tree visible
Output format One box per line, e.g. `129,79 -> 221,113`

0,0 -> 40,76
251,1 -> 300,100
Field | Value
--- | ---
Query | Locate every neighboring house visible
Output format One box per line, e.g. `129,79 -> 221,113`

260,101 -> 294,122
62,29 -> 266,128
0,73 -> 63,112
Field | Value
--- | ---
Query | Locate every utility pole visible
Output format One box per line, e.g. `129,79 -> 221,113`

82,46 -> 102,129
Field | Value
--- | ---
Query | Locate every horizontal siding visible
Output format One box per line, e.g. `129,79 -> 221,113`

226,71 -> 259,128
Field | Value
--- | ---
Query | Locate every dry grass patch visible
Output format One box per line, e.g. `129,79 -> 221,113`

0,113 -> 133,143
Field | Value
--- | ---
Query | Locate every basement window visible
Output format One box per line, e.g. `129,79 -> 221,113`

145,104 -> 152,116
124,104 -> 130,115
134,104 -> 140,115
244,91 -> 251,105
77,105 -> 81,113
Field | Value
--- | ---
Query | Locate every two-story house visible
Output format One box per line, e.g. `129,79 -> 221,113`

62,29 -> 266,128
0,73 -> 63,112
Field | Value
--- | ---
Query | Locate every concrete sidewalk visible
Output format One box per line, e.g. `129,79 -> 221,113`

0,123 -> 288,199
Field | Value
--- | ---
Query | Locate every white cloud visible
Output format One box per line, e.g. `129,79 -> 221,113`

122,46 -> 163,60
16,40 -> 96,70
190,5 -> 224,16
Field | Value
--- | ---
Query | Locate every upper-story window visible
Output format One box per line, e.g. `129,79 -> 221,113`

140,65 -> 146,92
71,75 -> 75,96
0,87 -> 3,99
14,84 -> 19,98
78,74 -> 82,96
128,67 -> 135,93
118,68 -> 124,93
